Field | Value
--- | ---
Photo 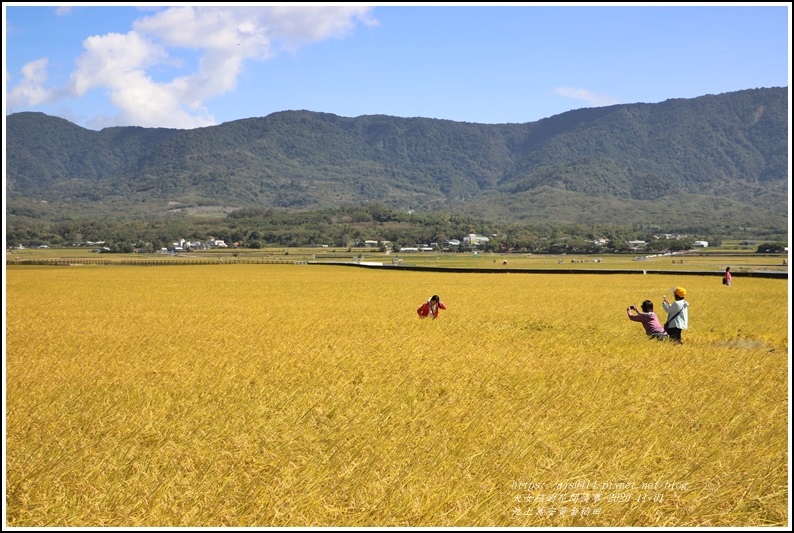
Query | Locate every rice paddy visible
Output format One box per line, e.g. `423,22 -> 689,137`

4,261 -> 789,526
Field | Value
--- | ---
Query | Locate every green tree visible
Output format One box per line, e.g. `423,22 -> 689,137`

756,242 -> 786,253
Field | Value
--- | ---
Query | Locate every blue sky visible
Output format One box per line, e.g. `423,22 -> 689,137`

3,3 -> 791,130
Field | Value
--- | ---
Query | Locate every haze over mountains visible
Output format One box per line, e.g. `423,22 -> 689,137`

5,86 -> 789,237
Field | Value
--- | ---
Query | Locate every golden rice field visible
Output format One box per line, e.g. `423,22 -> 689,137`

4,263 -> 790,527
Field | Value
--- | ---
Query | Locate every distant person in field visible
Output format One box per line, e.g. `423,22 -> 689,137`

722,266 -> 732,286
662,287 -> 689,344
417,295 -> 446,319
627,300 -> 668,340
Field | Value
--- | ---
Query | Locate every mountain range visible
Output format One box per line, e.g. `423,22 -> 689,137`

5,86 -> 789,237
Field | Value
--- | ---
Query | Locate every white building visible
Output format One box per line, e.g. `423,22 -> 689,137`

464,234 -> 490,246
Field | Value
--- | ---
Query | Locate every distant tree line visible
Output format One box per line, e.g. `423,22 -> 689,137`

12,202 -> 778,255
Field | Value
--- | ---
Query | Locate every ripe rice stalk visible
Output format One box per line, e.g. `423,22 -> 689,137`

5,264 -> 788,526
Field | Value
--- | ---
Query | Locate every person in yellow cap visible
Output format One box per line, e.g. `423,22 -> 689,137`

662,287 -> 688,344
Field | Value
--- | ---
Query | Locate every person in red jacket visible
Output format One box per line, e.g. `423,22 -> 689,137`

417,295 -> 446,319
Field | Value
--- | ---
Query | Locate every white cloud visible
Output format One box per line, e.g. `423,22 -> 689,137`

70,31 -> 168,96
6,58 -> 57,107
134,5 -> 377,55
134,7 -> 271,59
64,30 -> 208,128
262,5 -> 379,50
8,6 -> 377,129
554,86 -> 622,107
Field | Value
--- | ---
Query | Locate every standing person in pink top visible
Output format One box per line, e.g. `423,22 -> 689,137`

627,300 -> 669,340
722,266 -> 732,286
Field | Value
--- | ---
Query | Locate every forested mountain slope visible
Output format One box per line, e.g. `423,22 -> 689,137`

5,86 -> 788,234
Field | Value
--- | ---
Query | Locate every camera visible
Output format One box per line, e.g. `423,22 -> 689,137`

630,305 -> 636,310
